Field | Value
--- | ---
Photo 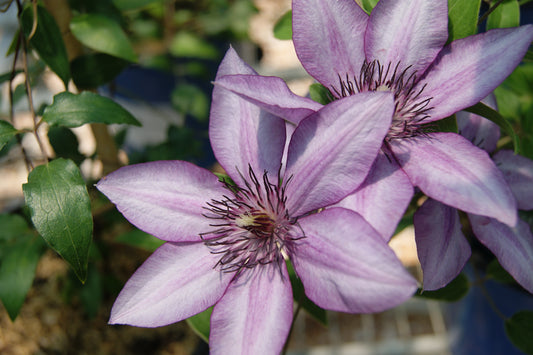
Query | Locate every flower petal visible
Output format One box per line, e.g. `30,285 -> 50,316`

97,161 -> 225,242
417,26 -> 533,122
214,46 -> 257,77
285,92 -> 393,216
210,48 -> 286,184
293,208 -> 417,313
109,242 -> 232,327
456,94 -> 500,153
292,0 -> 368,88
365,0 -> 448,76
469,215 -> 533,294
390,133 -> 517,226
414,199 -> 471,291
493,150 -> 533,210
215,74 -> 322,125
209,265 -> 292,355
333,152 -> 413,240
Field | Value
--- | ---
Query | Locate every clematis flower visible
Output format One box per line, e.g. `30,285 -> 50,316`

97,48 -> 417,354
414,95 -> 533,292
215,0 -> 533,237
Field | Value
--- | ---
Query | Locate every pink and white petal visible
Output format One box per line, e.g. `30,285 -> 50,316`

292,0 -> 368,88
390,133 -> 517,226
292,208 -> 417,313
285,92 -> 393,216
493,150 -> 533,210
469,215 -> 533,294
97,161 -> 225,242
417,26 -> 533,122
456,94 -> 500,153
414,199 -> 471,291
209,265 -> 293,355
215,74 -> 322,125
110,242 -> 233,327
210,53 -> 286,184
365,0 -> 448,76
333,152 -> 414,241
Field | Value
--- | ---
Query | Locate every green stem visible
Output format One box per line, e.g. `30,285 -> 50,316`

16,0 -> 49,164
478,0 -> 507,26
11,4 -> 33,171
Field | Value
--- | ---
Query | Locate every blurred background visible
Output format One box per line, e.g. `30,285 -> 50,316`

1,0 -> 532,354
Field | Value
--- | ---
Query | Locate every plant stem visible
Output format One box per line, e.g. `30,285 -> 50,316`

43,0 -> 122,174
20,27 -> 49,163
9,30 -> 33,171
478,0 -> 507,26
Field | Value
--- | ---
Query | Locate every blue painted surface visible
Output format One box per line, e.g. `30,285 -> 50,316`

446,276 -> 533,355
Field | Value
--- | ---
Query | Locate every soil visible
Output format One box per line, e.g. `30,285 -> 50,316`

0,247 -> 204,355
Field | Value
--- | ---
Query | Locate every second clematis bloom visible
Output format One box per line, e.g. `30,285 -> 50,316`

291,0 -> 533,232
215,0 -> 533,238
97,48 -> 417,354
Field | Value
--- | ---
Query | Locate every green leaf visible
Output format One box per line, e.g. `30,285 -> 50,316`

214,172 -> 236,187
43,91 -> 141,128
309,83 -> 334,105
486,259 -> 516,284
0,236 -> 45,320
48,126 -> 85,165
6,29 -> 20,57
0,120 -> 18,151
23,158 -> 93,282
171,83 -> 209,121
505,311 -> 533,354
21,5 -> 71,87
486,0 -> 520,30
361,0 -> 379,13
464,102 -> 520,153
169,32 -> 219,60
273,10 -> 292,40
524,49 -> 533,63
432,114 -> 458,133
71,53 -> 129,89
287,260 -> 327,326
79,263 -> 103,318
0,69 -> 22,84
186,307 -> 212,343
416,273 -> 469,302
448,0 -> 481,40
494,63 -> 533,123
112,0 -> 162,11
114,229 -> 164,252
70,14 -> 137,62
0,214 -> 32,242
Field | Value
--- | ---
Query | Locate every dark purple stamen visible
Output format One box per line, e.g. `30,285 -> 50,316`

200,166 -> 304,276
331,60 -> 434,141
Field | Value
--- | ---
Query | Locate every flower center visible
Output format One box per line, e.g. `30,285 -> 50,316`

200,167 -> 303,275
331,60 -> 433,141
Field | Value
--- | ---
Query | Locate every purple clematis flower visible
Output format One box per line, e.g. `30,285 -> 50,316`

414,95 -> 533,292
97,48 -> 417,354
214,0 -> 533,238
